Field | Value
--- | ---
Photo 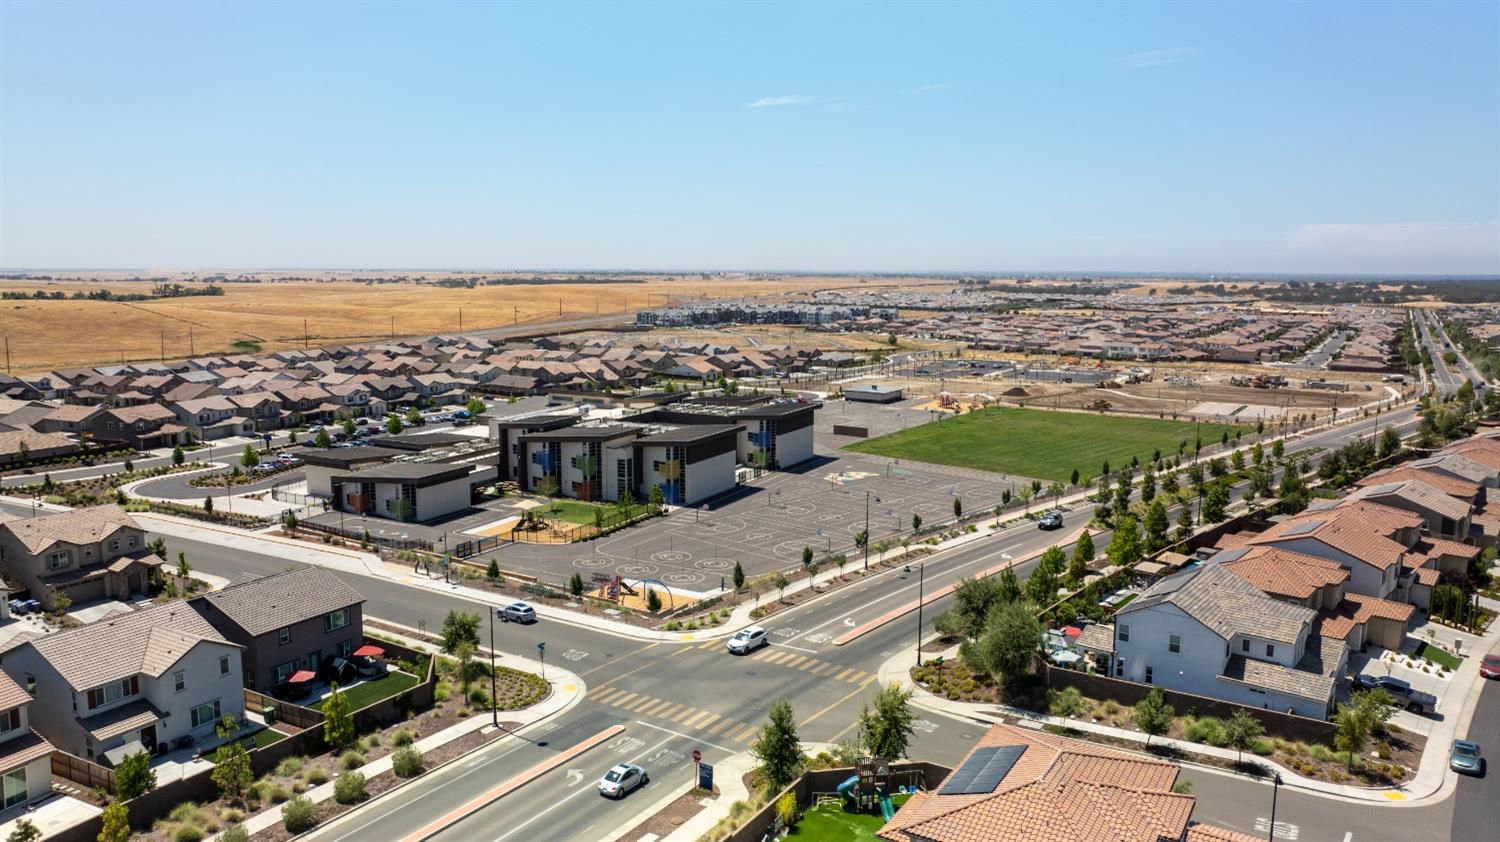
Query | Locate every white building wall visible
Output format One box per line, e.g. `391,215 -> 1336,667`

684,450 -> 736,505
1262,538 -> 1395,599
303,465 -> 337,497
1113,603 -> 1228,695
417,477 -> 472,520
776,424 -> 814,468
640,445 -> 670,500
559,442 -> 588,499
142,640 -> 245,747
601,446 -> 632,502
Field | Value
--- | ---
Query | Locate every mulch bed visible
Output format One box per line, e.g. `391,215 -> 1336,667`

616,786 -> 718,842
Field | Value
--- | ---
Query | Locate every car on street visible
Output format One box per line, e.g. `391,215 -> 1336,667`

275,454 -> 302,465
1480,654 -> 1500,680
1038,511 -> 1064,530
726,626 -> 769,655
497,602 -> 536,623
598,763 -> 648,798
1450,740 -> 1484,776
1372,676 -> 1438,713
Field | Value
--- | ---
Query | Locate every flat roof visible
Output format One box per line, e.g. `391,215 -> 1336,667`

333,462 -> 471,487
519,424 -> 641,443
845,383 -> 902,393
370,432 -> 476,451
294,446 -> 392,468
489,413 -> 579,430
637,423 -> 743,445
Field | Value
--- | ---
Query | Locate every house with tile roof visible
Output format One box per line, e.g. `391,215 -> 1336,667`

0,601 -> 243,764
87,403 -> 187,450
190,567 -> 365,691
1111,563 -> 1346,719
1346,479 -> 1474,543
0,505 -> 162,611
879,723 -> 1257,842
1242,501 -> 1416,601
0,671 -> 55,817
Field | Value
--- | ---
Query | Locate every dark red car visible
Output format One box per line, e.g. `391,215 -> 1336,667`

1481,654 -> 1500,680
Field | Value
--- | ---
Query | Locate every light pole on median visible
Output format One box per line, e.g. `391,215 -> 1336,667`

488,607 -> 499,727
915,559 -> 925,667
863,491 -> 871,571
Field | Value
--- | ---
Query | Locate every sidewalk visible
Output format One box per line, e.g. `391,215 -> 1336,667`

137,512 -> 392,578
214,627 -> 584,840
876,612 -> 1500,807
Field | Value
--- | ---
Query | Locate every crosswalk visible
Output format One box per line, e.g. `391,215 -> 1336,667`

589,686 -> 764,743
696,640 -> 877,685
589,645 -> 877,745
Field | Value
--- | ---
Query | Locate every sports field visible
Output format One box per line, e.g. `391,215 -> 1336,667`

844,407 -> 1253,482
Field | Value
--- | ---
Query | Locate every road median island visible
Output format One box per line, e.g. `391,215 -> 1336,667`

399,723 -> 626,842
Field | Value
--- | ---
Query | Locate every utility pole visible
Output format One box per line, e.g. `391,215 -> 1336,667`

189,328 -> 194,357
303,319 -> 308,349
459,308 -> 464,332
160,331 -> 165,363
915,559 -> 925,666
390,315 -> 394,340
4,336 -> 9,374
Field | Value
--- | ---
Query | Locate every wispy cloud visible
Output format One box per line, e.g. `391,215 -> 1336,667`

913,83 -> 952,93
1120,47 -> 1197,69
1288,221 -> 1500,257
744,95 -> 816,109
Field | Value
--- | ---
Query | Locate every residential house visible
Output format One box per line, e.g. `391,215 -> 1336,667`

0,672 -> 55,816
0,430 -> 78,466
1,602 -> 244,763
190,568 -> 365,691
89,404 -> 186,449
1346,480 -> 1473,543
37,404 -> 103,436
169,396 -> 255,441
0,505 -> 162,610
879,723 -> 1257,842
1111,563 -> 1346,719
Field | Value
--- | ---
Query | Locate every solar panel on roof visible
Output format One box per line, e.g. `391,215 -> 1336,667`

1364,482 -> 1405,495
1282,519 -> 1324,536
1209,546 -> 1250,563
939,745 -> 1026,795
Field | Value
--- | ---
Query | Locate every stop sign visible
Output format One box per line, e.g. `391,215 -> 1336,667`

692,750 -> 702,763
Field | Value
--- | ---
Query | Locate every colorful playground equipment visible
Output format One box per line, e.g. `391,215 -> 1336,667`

837,757 -> 896,819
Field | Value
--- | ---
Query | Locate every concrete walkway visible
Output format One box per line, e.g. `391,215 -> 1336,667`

877,607 -> 1500,807
212,628 -> 584,840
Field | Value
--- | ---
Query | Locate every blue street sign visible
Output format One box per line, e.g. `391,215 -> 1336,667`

697,762 -> 713,791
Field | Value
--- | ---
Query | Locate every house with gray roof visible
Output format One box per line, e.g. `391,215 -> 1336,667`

0,505 -> 162,611
1111,563 -> 1346,719
0,601 -> 243,764
190,568 -> 365,692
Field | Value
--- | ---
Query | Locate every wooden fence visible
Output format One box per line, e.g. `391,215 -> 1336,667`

51,752 -> 113,792
246,688 -> 325,731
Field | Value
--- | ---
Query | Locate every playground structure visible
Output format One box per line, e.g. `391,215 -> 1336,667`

834,757 -> 900,821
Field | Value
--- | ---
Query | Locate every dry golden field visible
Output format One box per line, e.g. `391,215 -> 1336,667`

0,275 -> 941,373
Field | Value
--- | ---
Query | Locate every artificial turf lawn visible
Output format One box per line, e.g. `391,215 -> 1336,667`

845,407 -> 1253,482
1414,642 -> 1462,670
313,670 -> 420,711
787,795 -> 910,842
542,499 -> 649,525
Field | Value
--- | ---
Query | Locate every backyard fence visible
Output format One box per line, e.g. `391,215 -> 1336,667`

299,520 -> 435,552
51,752 -> 113,792
719,762 -> 951,842
246,688 -> 326,731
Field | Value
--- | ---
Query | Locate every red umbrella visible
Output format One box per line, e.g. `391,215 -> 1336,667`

352,645 -> 385,658
1062,626 -> 1082,638
287,670 -> 316,684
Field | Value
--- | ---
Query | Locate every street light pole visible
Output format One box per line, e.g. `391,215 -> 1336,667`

863,491 -> 870,571
488,608 -> 498,727
915,560 -> 925,667
1266,773 -> 1282,841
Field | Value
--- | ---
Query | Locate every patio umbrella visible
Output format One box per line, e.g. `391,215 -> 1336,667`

352,645 -> 385,658
1062,626 -> 1082,638
288,670 -> 316,684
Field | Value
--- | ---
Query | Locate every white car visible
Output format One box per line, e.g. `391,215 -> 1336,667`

726,626 -> 768,655
598,763 -> 648,798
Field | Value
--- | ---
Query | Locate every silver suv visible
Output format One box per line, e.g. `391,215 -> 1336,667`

498,602 -> 537,624
727,626 -> 768,655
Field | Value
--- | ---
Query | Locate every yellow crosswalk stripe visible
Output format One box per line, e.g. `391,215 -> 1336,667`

611,692 -> 639,708
671,706 -> 698,724
640,699 -> 672,716
594,688 -> 625,704
683,711 -> 712,728
735,727 -> 757,744
859,674 -> 877,688
698,640 -> 718,650
705,719 -> 733,736
751,649 -> 776,662
783,654 -> 808,668
720,723 -> 747,741
696,713 -> 721,731
808,662 -> 834,676
654,703 -> 682,720
768,652 -> 794,665
833,667 -> 856,682
622,695 -> 657,712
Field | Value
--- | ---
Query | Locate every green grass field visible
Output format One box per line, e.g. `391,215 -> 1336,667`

1414,642 -> 1462,670
845,407 -> 1253,482
788,795 -> 910,842
542,500 -> 650,525
314,671 -> 420,712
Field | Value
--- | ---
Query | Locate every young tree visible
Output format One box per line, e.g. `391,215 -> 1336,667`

773,572 -> 789,603
97,803 -> 130,842
1139,466 -> 1156,502
1252,441 -> 1264,466
1132,688 -> 1174,747
997,567 -> 1022,603
1143,499 -> 1170,553
732,560 -> 746,590
645,588 -> 662,611
487,557 -> 501,579
1202,482 -> 1230,523
1027,546 -> 1065,605
569,572 -> 585,596
1048,685 -> 1086,718
1174,503 -> 1194,542
342,418 -> 357,437
172,444 -> 185,466
323,682 -> 356,749
203,495 -> 214,514
911,513 -> 923,532
405,406 -> 422,424
802,546 -> 813,567
953,496 -> 962,518
1333,705 -> 1368,770
1017,485 -> 1033,513
952,576 -> 1007,639
385,415 -> 403,435
466,396 -> 487,417
315,427 -> 333,448
1379,427 -> 1402,458
212,718 -> 254,800
1272,438 -> 1284,460
1106,514 -> 1142,567
114,750 -> 156,799
1223,708 -> 1265,763
858,683 -> 917,760
440,610 -> 481,653
648,483 -> 665,512
751,700 -> 803,792
975,601 -> 1043,683
1073,530 -> 1095,565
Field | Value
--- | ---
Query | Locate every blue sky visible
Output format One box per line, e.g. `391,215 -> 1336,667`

2,1 -> 1496,274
